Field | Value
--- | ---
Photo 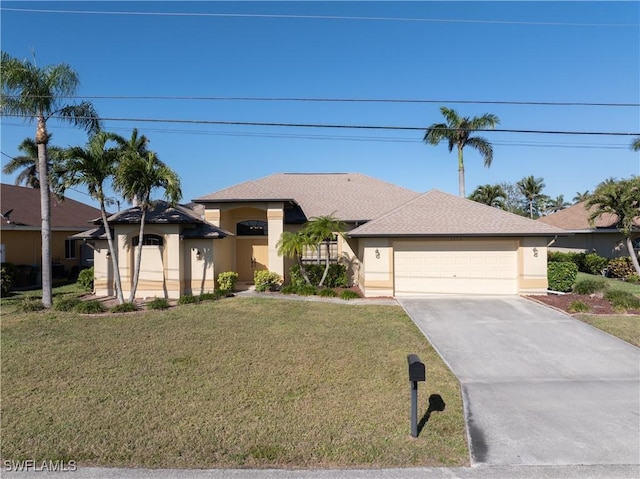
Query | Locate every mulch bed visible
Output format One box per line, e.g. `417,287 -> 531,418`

527,293 -> 640,315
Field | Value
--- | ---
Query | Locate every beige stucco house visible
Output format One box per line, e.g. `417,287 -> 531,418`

537,201 -> 640,259
77,172 -> 567,299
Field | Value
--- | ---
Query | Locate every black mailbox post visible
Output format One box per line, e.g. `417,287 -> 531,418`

407,354 -> 426,437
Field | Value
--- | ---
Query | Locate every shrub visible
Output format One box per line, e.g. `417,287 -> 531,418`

568,300 -> 590,313
217,271 -> 239,293
548,251 -> 580,264
299,263 -> 348,288
547,262 -> 578,292
18,296 -> 45,312
318,288 -> 338,297
1,263 -> 16,296
177,294 -> 199,305
111,302 -> 138,313
296,285 -> 318,296
626,273 -> 640,284
254,270 -> 282,292
573,277 -> 608,295
604,290 -> 640,310
53,296 -> 82,312
582,253 -> 609,276
199,292 -> 220,302
607,257 -> 635,279
288,265 -> 308,288
77,267 -> 94,292
280,285 -> 297,295
340,289 -> 361,300
147,297 -> 170,310
75,300 -> 107,314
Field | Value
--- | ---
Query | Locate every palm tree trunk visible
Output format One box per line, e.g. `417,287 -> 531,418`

458,146 -> 465,197
99,199 -> 125,304
36,117 -> 52,308
129,202 -> 147,302
627,236 -> 640,275
318,241 -> 331,287
297,257 -> 312,285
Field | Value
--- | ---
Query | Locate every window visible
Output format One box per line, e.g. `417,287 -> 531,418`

132,234 -> 164,246
237,220 -> 268,236
65,239 -> 76,259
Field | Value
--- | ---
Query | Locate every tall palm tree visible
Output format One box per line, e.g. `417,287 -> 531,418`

113,128 -> 150,206
517,175 -> 547,219
631,136 -> 640,151
424,107 -> 500,197
2,138 -> 64,189
573,190 -> 590,203
586,176 -> 640,275
468,184 -> 506,208
61,132 -> 125,304
303,214 -> 346,287
545,195 -> 571,214
276,231 -> 313,285
113,151 -> 182,302
1,52 -> 100,307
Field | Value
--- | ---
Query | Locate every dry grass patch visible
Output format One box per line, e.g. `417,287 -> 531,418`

1,297 -> 468,469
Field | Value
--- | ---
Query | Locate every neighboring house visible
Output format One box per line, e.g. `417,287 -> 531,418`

0,183 -> 102,285
537,201 -> 640,259
77,172 -> 567,299
71,201 -> 229,299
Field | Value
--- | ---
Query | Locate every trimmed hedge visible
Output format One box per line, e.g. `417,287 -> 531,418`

548,262 -> 578,292
254,270 -> 282,292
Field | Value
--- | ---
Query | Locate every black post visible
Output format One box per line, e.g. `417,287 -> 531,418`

410,380 -> 418,438
407,354 -> 426,438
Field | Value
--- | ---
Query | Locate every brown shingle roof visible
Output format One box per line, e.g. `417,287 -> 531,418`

537,201 -> 639,230
194,173 -> 420,222
349,190 -> 568,237
0,183 -> 102,230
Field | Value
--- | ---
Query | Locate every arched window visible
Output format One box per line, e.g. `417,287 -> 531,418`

132,234 -> 164,246
237,220 -> 268,236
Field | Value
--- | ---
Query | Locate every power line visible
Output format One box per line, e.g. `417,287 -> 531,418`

2,7 -> 637,27
3,113 -> 639,136
4,94 -> 639,108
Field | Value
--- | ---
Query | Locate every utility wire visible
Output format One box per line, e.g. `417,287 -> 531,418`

4,94 -> 639,108
4,113 -> 636,136
2,7 -> 637,27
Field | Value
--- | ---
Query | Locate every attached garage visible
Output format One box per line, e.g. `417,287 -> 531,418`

393,240 -> 518,295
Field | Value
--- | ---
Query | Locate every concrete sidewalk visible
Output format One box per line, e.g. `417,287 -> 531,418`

397,296 -> 640,467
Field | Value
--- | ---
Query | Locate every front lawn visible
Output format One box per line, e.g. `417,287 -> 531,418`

575,314 -> 640,347
1,295 -> 468,469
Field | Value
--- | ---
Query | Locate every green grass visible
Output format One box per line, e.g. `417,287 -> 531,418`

1,296 -> 468,469
576,314 -> 640,347
576,272 -> 640,295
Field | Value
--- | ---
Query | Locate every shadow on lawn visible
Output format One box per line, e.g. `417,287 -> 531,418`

417,394 -> 446,436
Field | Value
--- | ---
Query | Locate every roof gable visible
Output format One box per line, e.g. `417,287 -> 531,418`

537,201 -> 639,230
194,173 -> 420,222
0,183 -> 102,229
349,190 -> 568,237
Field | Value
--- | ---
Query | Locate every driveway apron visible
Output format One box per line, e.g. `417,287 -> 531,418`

397,296 -> 640,466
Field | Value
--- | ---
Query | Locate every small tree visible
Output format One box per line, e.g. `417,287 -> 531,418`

468,184 -> 506,208
303,214 -> 346,287
517,175 -> 548,219
586,176 -> 640,275
277,231 -> 314,285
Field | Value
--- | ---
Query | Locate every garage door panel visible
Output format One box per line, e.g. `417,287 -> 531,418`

394,241 -> 518,295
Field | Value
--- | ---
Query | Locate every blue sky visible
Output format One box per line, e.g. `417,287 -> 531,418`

1,1 -> 639,209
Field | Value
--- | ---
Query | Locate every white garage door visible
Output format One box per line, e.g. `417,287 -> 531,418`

394,240 -> 518,295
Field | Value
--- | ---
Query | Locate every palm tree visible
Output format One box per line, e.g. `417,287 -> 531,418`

276,231 -> 313,285
303,214 -> 346,287
2,138 -> 64,189
517,175 -> 547,219
545,195 -> 571,214
586,176 -> 640,275
113,151 -> 182,302
424,107 -> 500,197
573,190 -> 590,203
61,132 -> 125,304
113,128 -> 150,206
468,184 -> 506,208
631,136 -> 640,151
1,52 -> 100,307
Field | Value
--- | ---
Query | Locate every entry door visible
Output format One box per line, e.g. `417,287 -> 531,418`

236,239 -> 268,281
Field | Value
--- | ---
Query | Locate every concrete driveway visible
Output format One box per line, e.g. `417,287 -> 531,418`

397,295 -> 640,467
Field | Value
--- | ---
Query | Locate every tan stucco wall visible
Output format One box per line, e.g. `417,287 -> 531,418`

359,238 -> 394,297
0,229 -> 84,274
183,239 -> 216,295
518,237 -> 549,294
549,232 -> 633,259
